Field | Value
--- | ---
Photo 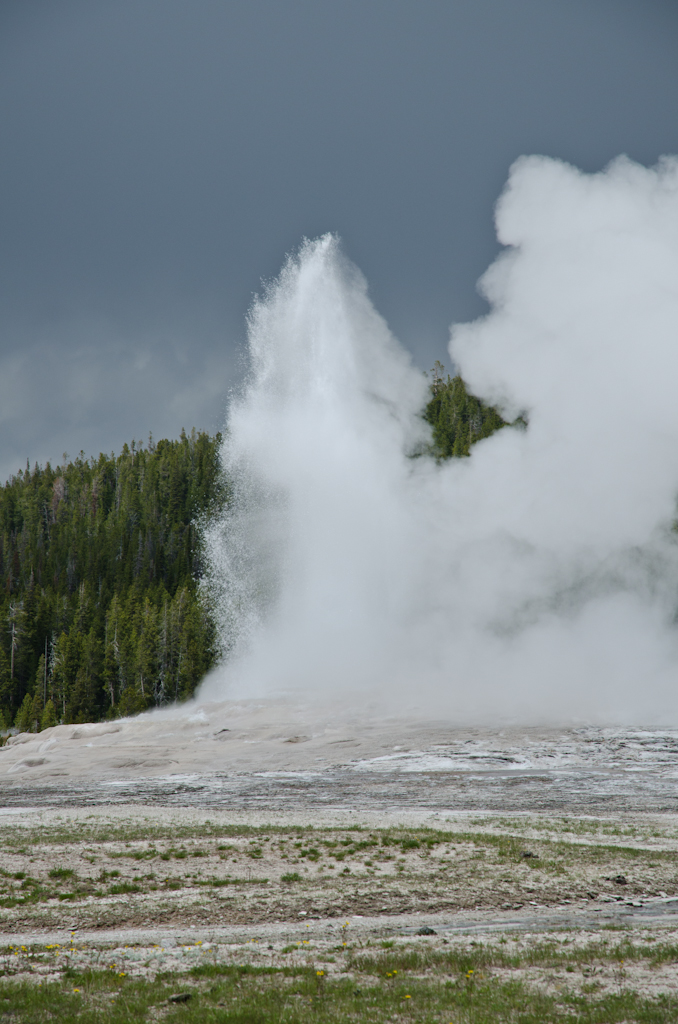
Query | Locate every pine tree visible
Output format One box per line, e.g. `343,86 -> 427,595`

30,654 -> 45,731
40,699 -> 57,731
31,692 -> 43,733
0,647 -> 10,712
15,692 -> 33,733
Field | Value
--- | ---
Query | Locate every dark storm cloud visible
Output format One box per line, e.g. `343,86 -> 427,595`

1,0 -> 678,479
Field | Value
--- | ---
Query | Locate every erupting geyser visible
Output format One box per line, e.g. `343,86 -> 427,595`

200,155 -> 678,725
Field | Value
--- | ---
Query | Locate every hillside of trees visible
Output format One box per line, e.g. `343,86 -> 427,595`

0,430 -> 226,731
0,372 -> 508,732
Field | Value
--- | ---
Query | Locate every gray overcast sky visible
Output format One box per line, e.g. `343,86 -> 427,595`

1,0 -> 678,480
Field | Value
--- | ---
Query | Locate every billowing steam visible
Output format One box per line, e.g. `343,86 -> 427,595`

201,155 -> 678,724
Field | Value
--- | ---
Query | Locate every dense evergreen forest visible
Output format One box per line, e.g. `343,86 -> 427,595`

0,430 -> 226,731
0,370 -> 507,732
423,361 -> 509,458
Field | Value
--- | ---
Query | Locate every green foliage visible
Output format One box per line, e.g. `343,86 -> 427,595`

0,961 -> 677,1023
40,699 -> 56,731
423,362 -> 511,458
14,693 -> 33,733
48,867 -> 75,880
0,429 -> 226,726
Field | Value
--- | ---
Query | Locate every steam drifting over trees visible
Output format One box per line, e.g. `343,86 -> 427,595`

0,379 -> 503,731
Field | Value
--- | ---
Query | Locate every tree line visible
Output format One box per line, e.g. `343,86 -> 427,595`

0,429 -> 226,730
1,371 -> 508,732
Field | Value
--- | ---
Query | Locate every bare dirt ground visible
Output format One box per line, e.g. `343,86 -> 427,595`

1,699 -> 678,1004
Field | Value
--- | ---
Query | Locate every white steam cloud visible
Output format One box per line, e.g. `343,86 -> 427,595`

201,155 -> 678,725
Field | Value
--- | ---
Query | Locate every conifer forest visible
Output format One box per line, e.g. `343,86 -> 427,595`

0,373 -> 506,731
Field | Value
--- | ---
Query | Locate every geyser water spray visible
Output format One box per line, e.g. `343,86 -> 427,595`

201,155 -> 678,724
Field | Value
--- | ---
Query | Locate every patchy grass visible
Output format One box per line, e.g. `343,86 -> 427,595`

348,936 -> 678,975
0,954 -> 677,1022
0,818 -> 676,932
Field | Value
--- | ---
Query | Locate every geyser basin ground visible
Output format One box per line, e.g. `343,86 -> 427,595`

3,705 -> 678,1018
2,699 -> 678,814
